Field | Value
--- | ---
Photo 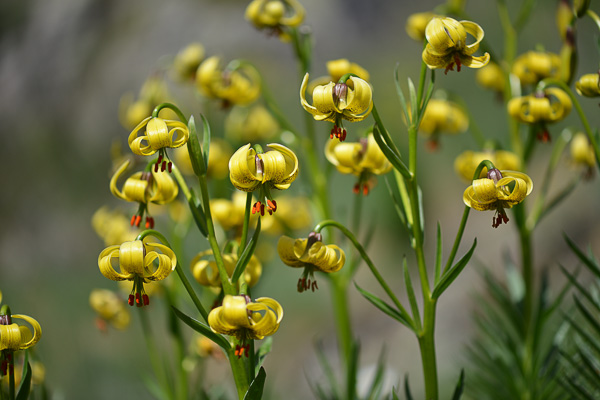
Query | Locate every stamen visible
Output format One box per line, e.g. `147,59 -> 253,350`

134,215 -> 142,227
362,184 -> 369,196
128,294 -> 135,306
161,161 -> 167,172
135,293 -> 142,307
130,215 -> 137,226
168,162 -> 172,173
143,294 -> 149,306
267,199 -> 277,212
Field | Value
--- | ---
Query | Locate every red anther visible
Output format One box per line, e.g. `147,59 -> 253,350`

363,185 -> 369,196
297,278 -> 305,292
353,183 -> 360,194
537,130 -> 551,142
244,344 -> 250,357
145,219 -> 151,229
143,294 -> 149,306
157,154 -> 163,164
260,204 -> 265,216
154,162 -> 160,173
426,139 -> 439,152
267,199 -> 277,212
128,294 -> 135,306
134,215 -> 142,227
330,128 -> 335,139
268,208 -> 273,216
168,162 -> 172,173
130,215 -> 136,226
312,280 -> 318,291
341,129 -> 347,141
135,293 -> 142,307
161,161 -> 167,171
148,217 -> 154,229
454,54 -> 462,72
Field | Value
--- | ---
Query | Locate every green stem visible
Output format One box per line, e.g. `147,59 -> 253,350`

419,298 -> 439,400
227,349 -> 250,400
136,230 -> 209,322
443,206 -> 471,274
152,103 -> 187,123
313,220 -> 408,318
8,354 -> 14,400
330,278 -> 353,367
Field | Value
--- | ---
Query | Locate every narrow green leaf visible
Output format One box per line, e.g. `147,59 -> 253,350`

392,389 -> 400,400
394,63 -> 410,126
314,340 -> 342,398
560,265 -> 600,314
384,176 -> 407,229
415,71 -> 435,126
563,373 -> 596,400
404,375 -> 414,400
365,347 -> 386,400
187,188 -> 208,237
373,123 -> 411,180
564,234 -> 600,278
450,369 -> 465,400
574,296 -> 600,339
434,222 -> 442,285
565,313 -> 600,356
232,218 -> 261,283
186,116 -> 206,176
432,239 -> 477,299
243,367 -> 266,400
200,114 -> 211,171
403,258 -> 421,330
171,306 -> 230,351
354,283 -> 415,331
407,78 -> 418,124
16,361 -> 31,400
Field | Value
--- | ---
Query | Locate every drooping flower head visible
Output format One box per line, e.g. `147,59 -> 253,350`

475,62 -> 506,94
196,56 -> 261,107
575,72 -> 600,97
512,51 -> 561,86
463,169 -> 533,228
454,150 -> 521,182
300,73 -> 373,141
89,289 -> 131,331
325,133 -> 392,195
110,160 -> 179,229
191,250 -> 262,289
208,295 -> 283,357
278,232 -> 345,292
172,42 -> 205,82
98,240 -> 177,307
211,192 -> 257,233
422,17 -> 490,73
245,0 -> 304,41
418,98 -> 468,150
128,114 -> 189,173
570,132 -> 596,179
507,88 -> 572,142
229,143 -> 299,216
92,206 -> 138,246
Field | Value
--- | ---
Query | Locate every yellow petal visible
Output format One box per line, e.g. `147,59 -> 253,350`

277,236 -> 306,267
229,144 -> 261,192
11,315 -> 42,350
128,117 -> 154,156
425,17 -> 467,54
148,169 -> 179,204
575,73 -> 600,97
265,143 -> 299,186
461,21 -> 485,55
144,243 -> 177,281
109,160 -> 131,201
98,245 -> 132,281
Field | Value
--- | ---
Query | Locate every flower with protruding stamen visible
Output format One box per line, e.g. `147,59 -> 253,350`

208,295 -> 283,357
196,56 -> 261,107
278,233 -> 345,292
98,240 -> 177,307
463,169 -> 533,228
422,17 -> 490,73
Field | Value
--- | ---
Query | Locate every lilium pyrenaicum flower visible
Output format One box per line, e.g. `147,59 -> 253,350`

190,250 -> 262,288
208,295 -> 283,357
463,169 -> 533,228
277,232 -> 345,292
422,17 -> 490,74
245,0 -> 304,41
98,240 -> 177,307
110,160 -> 179,228
0,315 -> 42,352
229,143 -> 298,216
128,116 -> 189,172
300,73 -> 373,141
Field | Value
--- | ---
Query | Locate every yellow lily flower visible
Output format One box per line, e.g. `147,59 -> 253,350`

422,17 -> 490,73
208,295 -> 283,357
128,116 -> 189,172
512,51 -> 561,85
570,132 -> 596,178
92,206 -> 138,246
475,62 -> 506,93
191,250 -> 262,288
172,42 -> 205,82
575,73 -> 600,97
507,88 -> 572,142
229,143 -> 299,216
278,233 -> 345,292
225,105 -> 279,142
110,160 -> 179,228
196,56 -> 261,107
418,99 -> 468,150
98,240 -> 177,307
406,12 -> 436,41
454,150 -> 521,182
300,73 -> 373,141
463,169 -> 533,228
211,192 -> 256,233
325,134 -> 392,195
245,0 -> 304,41
0,315 -> 42,351
89,289 -> 131,331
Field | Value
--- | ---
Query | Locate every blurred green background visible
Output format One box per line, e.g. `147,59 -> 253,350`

1,0 -> 600,398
